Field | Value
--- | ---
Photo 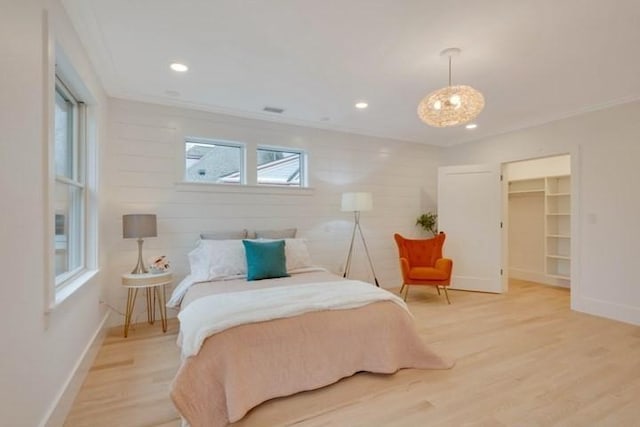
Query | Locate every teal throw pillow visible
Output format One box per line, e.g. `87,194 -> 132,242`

242,239 -> 290,281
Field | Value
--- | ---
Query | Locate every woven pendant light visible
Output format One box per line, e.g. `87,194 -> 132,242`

417,48 -> 485,127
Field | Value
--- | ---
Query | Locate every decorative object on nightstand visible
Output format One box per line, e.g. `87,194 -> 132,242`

341,192 -> 379,287
123,214 -> 157,274
121,271 -> 172,337
149,255 -> 170,273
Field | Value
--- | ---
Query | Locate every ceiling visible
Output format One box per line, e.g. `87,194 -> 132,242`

62,0 -> 640,146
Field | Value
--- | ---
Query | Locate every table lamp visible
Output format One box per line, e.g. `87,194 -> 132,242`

123,214 -> 157,274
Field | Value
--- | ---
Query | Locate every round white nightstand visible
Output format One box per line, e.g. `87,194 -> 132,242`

121,271 -> 172,337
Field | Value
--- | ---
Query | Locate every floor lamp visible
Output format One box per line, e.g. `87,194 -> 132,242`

341,192 -> 380,287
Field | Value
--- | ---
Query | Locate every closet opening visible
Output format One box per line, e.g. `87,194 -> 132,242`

504,154 -> 571,295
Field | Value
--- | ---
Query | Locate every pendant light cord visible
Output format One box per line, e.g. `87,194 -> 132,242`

448,55 -> 452,86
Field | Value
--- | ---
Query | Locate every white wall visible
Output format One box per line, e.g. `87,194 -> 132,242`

505,155 -> 570,181
442,101 -> 640,326
0,1 -> 108,426
508,192 -> 545,279
103,99 -> 441,325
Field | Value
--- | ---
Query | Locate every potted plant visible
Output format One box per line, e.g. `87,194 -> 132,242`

416,212 -> 438,236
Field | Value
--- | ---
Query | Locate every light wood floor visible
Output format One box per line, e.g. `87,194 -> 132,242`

65,280 -> 640,426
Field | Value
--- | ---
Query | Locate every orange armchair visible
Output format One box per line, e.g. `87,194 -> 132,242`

393,233 -> 453,304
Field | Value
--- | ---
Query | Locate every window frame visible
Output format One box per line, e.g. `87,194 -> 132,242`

184,137 -> 247,185
52,76 -> 87,291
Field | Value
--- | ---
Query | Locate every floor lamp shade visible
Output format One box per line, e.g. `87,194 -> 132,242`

341,192 -> 373,212
123,214 -> 157,274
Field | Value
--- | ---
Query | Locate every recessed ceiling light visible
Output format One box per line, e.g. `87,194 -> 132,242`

355,102 -> 368,109
165,90 -> 180,97
170,63 -> 188,72
465,123 -> 478,129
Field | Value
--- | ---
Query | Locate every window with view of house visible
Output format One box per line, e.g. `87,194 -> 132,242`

257,148 -> 305,187
54,77 -> 85,288
183,138 -> 307,187
185,138 -> 245,184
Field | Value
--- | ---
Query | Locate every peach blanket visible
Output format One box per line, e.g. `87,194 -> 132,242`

171,300 -> 453,426
178,280 -> 409,358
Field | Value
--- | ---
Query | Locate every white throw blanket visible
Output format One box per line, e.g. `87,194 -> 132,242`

166,267 -> 328,308
178,280 -> 409,358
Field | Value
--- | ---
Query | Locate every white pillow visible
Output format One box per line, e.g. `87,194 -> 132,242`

188,239 -> 247,282
188,238 -> 312,280
278,238 -> 313,271
187,243 -> 210,282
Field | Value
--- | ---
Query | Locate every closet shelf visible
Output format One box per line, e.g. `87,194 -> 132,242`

547,254 -> 571,260
547,192 -> 570,197
509,189 -> 545,195
547,234 -> 570,238
508,178 -> 545,194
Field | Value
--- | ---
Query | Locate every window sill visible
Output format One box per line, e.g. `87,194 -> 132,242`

49,269 -> 99,312
175,181 -> 315,196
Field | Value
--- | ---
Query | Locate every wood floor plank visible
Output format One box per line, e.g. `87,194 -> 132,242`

64,280 -> 640,426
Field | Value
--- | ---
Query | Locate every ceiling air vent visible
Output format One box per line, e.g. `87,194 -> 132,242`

263,106 -> 284,114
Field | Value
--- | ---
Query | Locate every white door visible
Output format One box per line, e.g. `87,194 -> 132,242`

438,164 -> 505,293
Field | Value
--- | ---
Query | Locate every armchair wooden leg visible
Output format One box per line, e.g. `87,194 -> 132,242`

400,283 -> 405,296
436,286 -> 441,295
403,286 -> 409,301
443,286 -> 451,304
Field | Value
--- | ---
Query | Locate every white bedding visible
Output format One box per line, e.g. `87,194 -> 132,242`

177,279 -> 409,358
166,266 -> 327,308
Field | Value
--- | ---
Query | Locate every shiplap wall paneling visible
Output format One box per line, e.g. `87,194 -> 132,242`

104,99 -> 441,325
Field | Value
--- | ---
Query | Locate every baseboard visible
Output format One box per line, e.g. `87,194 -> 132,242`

41,310 -> 111,427
509,268 -> 570,288
572,295 -> 640,326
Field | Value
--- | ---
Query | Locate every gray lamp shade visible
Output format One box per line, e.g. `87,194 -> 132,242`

123,214 -> 157,239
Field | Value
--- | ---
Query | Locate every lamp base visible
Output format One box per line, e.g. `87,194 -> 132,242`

131,238 -> 148,274
343,211 -> 380,287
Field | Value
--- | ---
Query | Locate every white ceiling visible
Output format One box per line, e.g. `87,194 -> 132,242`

62,0 -> 640,146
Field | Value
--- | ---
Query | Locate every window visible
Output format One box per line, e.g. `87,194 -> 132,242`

182,138 -> 308,188
257,147 -> 305,187
184,137 -> 245,184
53,77 -> 85,288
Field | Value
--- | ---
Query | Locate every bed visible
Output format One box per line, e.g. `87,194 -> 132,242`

168,237 -> 453,427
